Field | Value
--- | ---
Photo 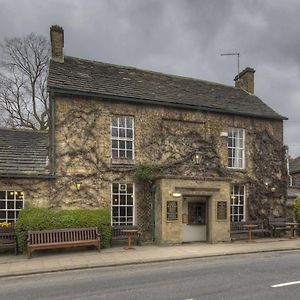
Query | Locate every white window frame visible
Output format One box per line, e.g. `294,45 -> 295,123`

230,185 -> 246,222
228,127 -> 245,169
111,183 -> 135,226
111,116 -> 134,160
0,190 -> 24,223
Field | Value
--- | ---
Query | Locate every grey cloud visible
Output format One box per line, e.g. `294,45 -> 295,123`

1,0 -> 300,156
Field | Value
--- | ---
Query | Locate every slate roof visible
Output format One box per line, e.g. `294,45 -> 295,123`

48,56 -> 286,120
0,128 -> 50,177
290,156 -> 300,174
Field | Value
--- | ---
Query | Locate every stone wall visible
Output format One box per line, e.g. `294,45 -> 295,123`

0,178 -> 51,208
49,95 -> 287,239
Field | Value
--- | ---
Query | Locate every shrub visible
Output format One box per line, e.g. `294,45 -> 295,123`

15,208 -> 111,253
294,195 -> 300,236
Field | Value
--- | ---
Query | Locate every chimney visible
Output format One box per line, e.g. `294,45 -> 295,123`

50,25 -> 64,63
234,67 -> 255,94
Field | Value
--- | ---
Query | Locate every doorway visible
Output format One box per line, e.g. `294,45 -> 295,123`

182,197 -> 208,242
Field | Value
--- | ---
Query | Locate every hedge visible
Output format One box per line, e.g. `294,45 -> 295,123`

15,208 -> 111,253
294,195 -> 300,236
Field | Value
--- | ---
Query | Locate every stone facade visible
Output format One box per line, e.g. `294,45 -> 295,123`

43,94 -> 286,242
0,92 -> 287,243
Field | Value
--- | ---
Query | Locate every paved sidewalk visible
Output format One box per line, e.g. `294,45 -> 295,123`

0,238 -> 299,277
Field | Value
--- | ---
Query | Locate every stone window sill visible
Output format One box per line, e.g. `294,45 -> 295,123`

110,158 -> 135,167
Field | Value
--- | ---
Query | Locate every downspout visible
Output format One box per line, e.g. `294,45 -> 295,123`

50,91 -> 56,177
150,184 -> 156,242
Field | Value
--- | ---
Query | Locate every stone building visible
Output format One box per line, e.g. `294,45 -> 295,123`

0,25 -> 288,244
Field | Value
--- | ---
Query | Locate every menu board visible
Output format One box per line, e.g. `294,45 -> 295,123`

217,201 -> 227,220
167,201 -> 178,221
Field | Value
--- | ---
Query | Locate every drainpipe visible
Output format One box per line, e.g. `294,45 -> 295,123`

50,92 -> 56,177
150,184 -> 156,242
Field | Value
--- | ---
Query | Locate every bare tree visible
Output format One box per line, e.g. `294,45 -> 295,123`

0,33 -> 50,130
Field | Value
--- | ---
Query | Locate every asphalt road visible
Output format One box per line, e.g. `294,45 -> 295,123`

1,251 -> 300,300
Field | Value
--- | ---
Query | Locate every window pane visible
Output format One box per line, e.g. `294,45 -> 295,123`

126,129 -> 133,138
119,140 -> 125,149
0,200 -> 5,209
112,183 -> 119,193
119,129 -> 126,138
120,207 -> 126,217
112,196 -> 119,205
111,128 -> 118,137
16,201 -> 23,209
112,117 -> 118,127
126,118 -> 132,128
119,117 -> 125,127
126,141 -> 132,150
120,195 -> 126,205
127,195 -> 133,205
8,211 -> 14,219
127,151 -> 133,159
127,207 -> 133,217
119,150 -> 126,158
127,184 -> 133,193
0,211 -> 6,220
7,191 -> 14,200
112,140 -> 118,148
7,201 -> 14,209
0,191 -> 5,199
112,150 -> 118,158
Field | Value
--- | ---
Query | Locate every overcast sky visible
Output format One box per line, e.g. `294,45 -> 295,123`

1,0 -> 299,157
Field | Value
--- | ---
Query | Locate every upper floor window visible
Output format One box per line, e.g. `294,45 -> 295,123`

111,116 -> 134,160
0,191 -> 24,223
228,128 -> 245,169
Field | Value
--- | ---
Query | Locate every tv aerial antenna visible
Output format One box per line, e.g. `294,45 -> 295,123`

220,52 -> 240,79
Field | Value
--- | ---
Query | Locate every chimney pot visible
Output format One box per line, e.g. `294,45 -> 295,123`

50,25 -> 64,63
234,67 -> 255,94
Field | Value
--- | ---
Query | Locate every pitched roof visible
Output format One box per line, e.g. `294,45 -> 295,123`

290,156 -> 300,174
0,128 -> 50,177
48,56 -> 286,120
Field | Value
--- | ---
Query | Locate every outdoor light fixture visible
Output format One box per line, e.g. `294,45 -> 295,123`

172,192 -> 182,198
75,181 -> 81,191
192,151 -> 201,165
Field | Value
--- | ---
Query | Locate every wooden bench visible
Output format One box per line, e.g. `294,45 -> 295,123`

231,220 -> 271,237
268,217 -> 289,237
249,220 -> 271,237
27,227 -> 100,258
0,227 -> 17,255
230,221 -> 248,235
111,225 -> 141,247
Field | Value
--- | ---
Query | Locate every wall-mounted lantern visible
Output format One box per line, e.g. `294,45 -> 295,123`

192,151 -> 201,165
75,181 -> 81,191
172,192 -> 182,198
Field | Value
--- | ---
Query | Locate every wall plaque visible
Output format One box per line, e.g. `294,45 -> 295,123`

167,201 -> 178,221
217,201 -> 227,220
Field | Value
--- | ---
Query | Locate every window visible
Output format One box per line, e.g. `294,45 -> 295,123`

111,183 -> 134,225
230,185 -> 245,222
111,116 -> 134,159
188,202 -> 206,225
228,128 -> 245,169
0,191 -> 24,223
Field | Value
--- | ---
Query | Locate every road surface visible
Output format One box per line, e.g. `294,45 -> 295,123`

1,250 -> 300,299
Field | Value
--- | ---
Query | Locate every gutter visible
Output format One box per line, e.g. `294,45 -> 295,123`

47,87 -> 288,121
